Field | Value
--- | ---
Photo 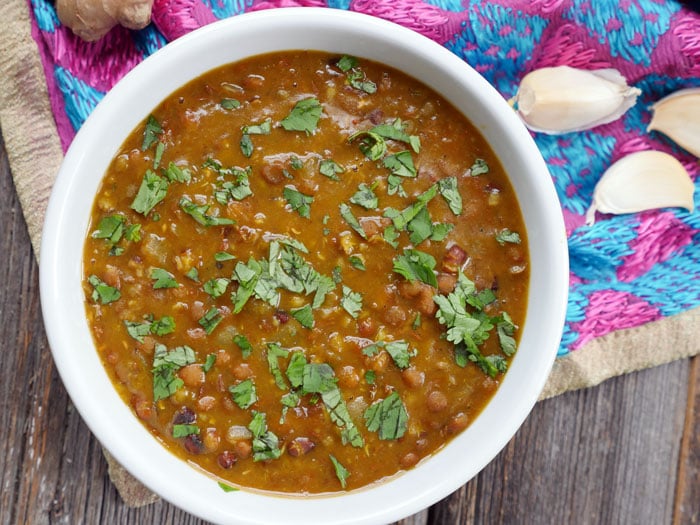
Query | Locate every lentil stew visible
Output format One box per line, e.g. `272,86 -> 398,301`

82,51 -> 529,494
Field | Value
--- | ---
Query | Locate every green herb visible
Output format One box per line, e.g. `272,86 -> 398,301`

364,392 -> 408,440
368,119 -> 420,153
437,176 -> 462,215
336,55 -> 358,72
221,98 -> 241,110
383,225 -> 399,248
496,312 -> 517,356
164,162 -> 191,183
124,224 -> 142,242
202,278 -> 228,298
290,304 -> 314,329
248,411 -> 282,461
230,259 -> 262,313
179,197 -> 235,226
347,69 -> 377,94
332,265 -> 343,284
349,183 -> 378,210
131,170 -> 168,216
242,118 -> 272,135
267,343 -> 290,390
496,228 -> 521,245
218,482 -> 239,493
285,351 -> 307,388
202,353 -> 217,373
153,141 -> 165,169
151,315 -> 175,336
340,285 -> 362,318
393,249 -> 437,287
172,424 -> 199,438
383,184 -> 438,231
125,315 -> 175,341
430,222 -> 454,241
229,379 -> 257,409
347,131 -> 386,161
319,159 -> 344,180
214,251 -> 236,262
348,255 -> 366,271
198,307 -> 222,334
267,234 -> 309,254
362,340 -> 415,369
212,165 -> 253,204
339,203 -> 366,239
185,267 -> 199,282
233,334 -> 253,359
124,320 -> 151,342
92,215 -> 125,244
141,115 -> 162,151
150,267 -> 178,289
283,187 -> 314,218
240,134 -> 254,157
87,275 -> 121,304
406,207 -> 433,245
470,158 -> 489,175
281,97 -> 322,134
412,312 -> 422,330
383,150 -> 416,179
152,344 -> 195,401
302,363 -> 364,447
364,370 -> 376,384
329,455 -> 350,489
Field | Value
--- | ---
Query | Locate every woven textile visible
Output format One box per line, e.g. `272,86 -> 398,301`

28,0 -> 700,356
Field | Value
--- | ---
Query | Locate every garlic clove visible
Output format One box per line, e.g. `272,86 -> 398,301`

509,66 -> 641,134
648,88 -> 700,158
585,150 -> 695,225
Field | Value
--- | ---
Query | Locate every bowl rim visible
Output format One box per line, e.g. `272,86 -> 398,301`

39,7 -> 569,525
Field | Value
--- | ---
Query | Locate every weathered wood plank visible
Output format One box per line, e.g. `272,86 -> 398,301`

674,355 -> 699,525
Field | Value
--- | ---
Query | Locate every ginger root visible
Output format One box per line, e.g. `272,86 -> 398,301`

56,0 -> 155,41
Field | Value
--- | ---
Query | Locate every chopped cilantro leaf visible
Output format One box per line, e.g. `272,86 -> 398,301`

430,222 -> 454,241
131,170 -> 168,216
348,255 -> 366,271
349,183 -> 378,210
363,391 -> 408,440
240,134 -> 254,158
141,115 -> 162,151
392,249 -> 437,288
88,275 -> 121,304
339,203 -> 366,239
347,69 -> 377,94
383,150 -> 416,179
290,156 -> 303,170
221,98 -> 241,110
151,315 -> 175,336
198,307 -> 222,334
150,267 -> 178,289
248,411 -> 282,461
202,353 -> 217,373
319,159 -> 345,180
92,215 -> 124,244
179,197 -> 235,226
185,267 -> 199,282
214,251 -> 235,262
218,482 -> 239,493
438,176 -> 462,215
124,224 -> 142,242
347,130 -> 386,161
470,158 -> 489,175
242,118 -> 271,135
203,277 -> 229,298
153,141 -> 165,169
229,379 -> 257,409
286,351 -> 307,388
496,312 -> 517,356
124,320 -> 150,342
370,119 -> 420,153
290,304 -> 314,329
233,333 -> 253,359
283,187 -> 314,218
364,370 -> 376,384
164,162 -> 191,183
266,343 -> 290,390
412,312 -> 422,330
172,424 -> 199,438
280,97 -> 322,134
340,285 -> 362,318
384,341 -> 415,369
329,455 -> 350,489
336,55 -> 358,72
152,344 -> 195,401
496,229 -> 521,245
383,225 -> 399,248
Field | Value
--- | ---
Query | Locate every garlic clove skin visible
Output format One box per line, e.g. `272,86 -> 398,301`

510,66 -> 641,134
648,88 -> 700,158
585,150 -> 695,225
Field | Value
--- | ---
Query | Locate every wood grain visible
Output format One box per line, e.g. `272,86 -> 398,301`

0,131 -> 698,524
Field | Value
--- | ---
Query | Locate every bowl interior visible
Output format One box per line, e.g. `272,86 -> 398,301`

40,8 -> 568,525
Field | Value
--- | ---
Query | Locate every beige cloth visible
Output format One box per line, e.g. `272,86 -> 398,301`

2,0 -> 698,507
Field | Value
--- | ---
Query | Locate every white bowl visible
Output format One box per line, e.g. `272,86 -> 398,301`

40,8 -> 568,525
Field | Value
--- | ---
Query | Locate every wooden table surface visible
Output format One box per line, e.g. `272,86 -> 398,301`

0,129 -> 697,525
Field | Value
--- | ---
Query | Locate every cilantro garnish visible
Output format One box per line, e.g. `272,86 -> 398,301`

185,267 -> 199,282
203,277 -> 230,298
438,176 -> 463,215
202,353 -> 217,373
212,165 -> 253,204
340,285 -> 362,318
172,424 -> 199,438
383,150 -> 417,195
362,340 -> 415,369
150,267 -> 178,289
242,118 -> 272,135
233,333 -> 253,359
240,134 -> 254,158
179,197 -> 235,226
218,482 -> 239,493
153,141 -> 165,169
335,55 -> 376,94
131,170 -> 168,216
412,312 -> 422,330
198,307 -> 222,334
383,225 -> 400,248
221,98 -> 241,110
283,186 -> 314,218
152,344 -> 195,401
364,370 -> 376,384
229,379 -> 257,409
349,182 -> 378,210
339,203 -> 366,239
329,455 -> 351,489
164,162 -> 191,183
125,315 -> 175,342
348,255 -> 366,271
87,275 -> 121,304
363,391 -> 408,440
496,228 -> 521,245
141,115 -> 162,151
470,158 -> 489,175
496,312 -> 517,356
266,343 -> 290,390
124,224 -> 141,242
248,411 -> 282,461
92,215 -> 125,244
214,251 -> 236,262
319,159 -> 345,180
290,304 -> 314,328
285,351 -> 307,388
280,97 -> 322,134
392,249 -> 437,288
